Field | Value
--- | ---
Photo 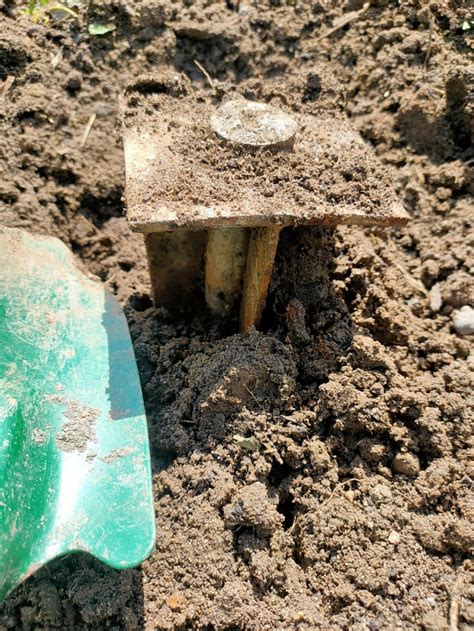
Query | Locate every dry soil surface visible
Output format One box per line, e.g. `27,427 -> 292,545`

0,0 -> 473,629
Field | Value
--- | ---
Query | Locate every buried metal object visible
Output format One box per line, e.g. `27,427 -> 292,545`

121,73 -> 409,331
0,226 -> 155,601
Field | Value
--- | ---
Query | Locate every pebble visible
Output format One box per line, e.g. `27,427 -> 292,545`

388,530 -> 401,545
369,483 -> 393,505
393,452 -> 420,477
429,283 -> 442,312
453,305 -> 474,335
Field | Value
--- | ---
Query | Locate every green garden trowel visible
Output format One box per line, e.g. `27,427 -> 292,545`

0,226 -> 155,601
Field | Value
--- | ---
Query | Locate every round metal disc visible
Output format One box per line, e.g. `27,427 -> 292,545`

210,99 -> 298,148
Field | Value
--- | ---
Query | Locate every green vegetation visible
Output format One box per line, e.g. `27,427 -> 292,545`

22,0 -> 77,24
22,1 -> 116,35
87,22 -> 116,35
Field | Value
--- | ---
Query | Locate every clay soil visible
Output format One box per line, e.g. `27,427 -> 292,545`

0,0 -> 473,629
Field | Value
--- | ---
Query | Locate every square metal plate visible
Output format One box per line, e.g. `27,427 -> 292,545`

122,74 -> 409,234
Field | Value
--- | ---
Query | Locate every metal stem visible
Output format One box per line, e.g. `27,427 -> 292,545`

239,225 -> 282,332
205,227 -> 249,316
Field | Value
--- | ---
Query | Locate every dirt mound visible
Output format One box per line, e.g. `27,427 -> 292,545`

0,0 -> 472,629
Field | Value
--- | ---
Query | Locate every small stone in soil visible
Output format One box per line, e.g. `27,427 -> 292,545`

369,483 -> 393,505
393,452 -> 420,477
388,530 -> 401,545
429,283 -> 442,312
452,305 -> 474,335
233,434 -> 262,452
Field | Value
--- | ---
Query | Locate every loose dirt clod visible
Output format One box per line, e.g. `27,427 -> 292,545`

393,452 -> 421,477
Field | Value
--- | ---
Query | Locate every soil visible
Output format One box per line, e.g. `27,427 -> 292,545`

0,0 -> 473,629
50,396 -> 98,454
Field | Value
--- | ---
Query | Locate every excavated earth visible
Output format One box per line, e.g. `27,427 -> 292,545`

0,1 -> 473,629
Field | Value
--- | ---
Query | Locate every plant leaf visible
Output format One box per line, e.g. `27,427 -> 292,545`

88,22 -> 116,35
233,434 -> 262,452
47,4 -> 78,19
23,0 -> 39,16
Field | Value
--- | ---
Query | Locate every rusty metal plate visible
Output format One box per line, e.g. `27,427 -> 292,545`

121,73 -> 409,234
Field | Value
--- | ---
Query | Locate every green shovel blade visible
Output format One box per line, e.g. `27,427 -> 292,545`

0,227 -> 155,601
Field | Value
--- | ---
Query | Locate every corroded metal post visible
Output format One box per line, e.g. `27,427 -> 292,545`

205,227 -> 249,316
208,99 -> 297,329
121,72 -> 409,331
240,225 -> 282,332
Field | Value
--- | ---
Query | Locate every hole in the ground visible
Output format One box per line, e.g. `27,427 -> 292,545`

276,494 -> 296,531
16,110 -> 42,124
52,168 -> 78,185
446,75 -> 471,150
37,166 -> 78,185
385,101 -> 400,114
0,190 -> 17,204
133,79 -> 168,94
303,73 -> 322,102
55,195 -> 68,214
269,460 -> 292,487
119,260 -> 133,272
125,78 -> 172,97
79,188 -> 124,227
129,293 -> 153,312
